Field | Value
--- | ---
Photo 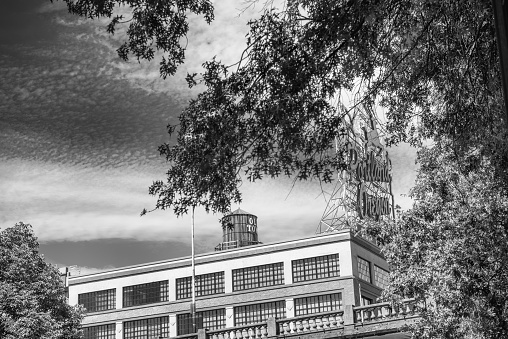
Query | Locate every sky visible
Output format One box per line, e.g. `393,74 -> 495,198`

0,0 -> 418,275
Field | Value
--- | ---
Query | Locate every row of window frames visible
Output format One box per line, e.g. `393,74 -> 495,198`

79,254 -> 342,312
82,293 -> 343,339
357,257 -> 389,289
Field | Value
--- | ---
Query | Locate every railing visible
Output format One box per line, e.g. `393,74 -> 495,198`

174,334 -> 198,339
214,240 -> 262,251
353,298 -> 420,324
277,311 -> 345,334
198,301 -> 421,339
207,322 -> 269,339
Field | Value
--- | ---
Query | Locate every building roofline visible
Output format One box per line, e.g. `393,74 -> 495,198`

68,229 -> 382,285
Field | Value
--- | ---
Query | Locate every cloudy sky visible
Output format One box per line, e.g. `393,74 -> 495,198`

0,0 -> 417,274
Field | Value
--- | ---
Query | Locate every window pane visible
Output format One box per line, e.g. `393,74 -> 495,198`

357,257 -> 371,283
124,316 -> 169,339
176,272 -> 225,300
123,280 -> 168,307
292,254 -> 340,283
177,309 -> 226,335
234,301 -> 286,326
78,289 -> 116,313
294,293 -> 343,316
374,265 -> 389,289
82,324 -> 116,339
232,263 -> 284,292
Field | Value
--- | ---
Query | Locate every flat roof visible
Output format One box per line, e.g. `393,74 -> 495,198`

68,229 -> 381,285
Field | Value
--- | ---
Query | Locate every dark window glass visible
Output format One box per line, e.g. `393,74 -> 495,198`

373,265 -> 389,289
357,257 -> 371,283
78,289 -> 116,313
294,293 -> 343,316
232,263 -> 284,291
177,309 -> 226,335
176,272 -> 224,300
234,301 -> 286,326
123,280 -> 168,307
82,324 -> 116,339
124,316 -> 169,339
292,254 -> 340,283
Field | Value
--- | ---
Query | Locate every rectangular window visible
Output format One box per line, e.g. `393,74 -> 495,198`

177,309 -> 226,335
234,301 -> 286,326
294,293 -> 343,316
361,296 -> 373,306
82,324 -> 116,339
123,280 -> 168,308
176,272 -> 224,300
292,254 -> 340,283
357,257 -> 371,283
78,289 -> 116,313
374,265 -> 389,289
232,263 -> 284,291
124,316 -> 169,339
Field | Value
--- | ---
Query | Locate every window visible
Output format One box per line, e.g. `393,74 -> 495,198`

294,293 -> 343,316
361,296 -> 372,306
123,280 -> 168,307
232,263 -> 284,291
177,309 -> 226,335
374,265 -> 389,289
124,316 -> 169,339
176,272 -> 224,300
78,289 -> 115,313
292,254 -> 340,283
234,301 -> 286,326
357,257 -> 371,283
83,324 -> 115,339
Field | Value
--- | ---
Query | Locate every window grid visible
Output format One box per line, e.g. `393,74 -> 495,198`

294,293 -> 343,316
176,272 -> 225,300
123,280 -> 168,308
232,262 -> 284,291
177,309 -> 226,335
234,301 -> 286,326
83,324 -> 116,339
78,289 -> 116,313
292,254 -> 340,283
357,257 -> 371,283
124,316 -> 169,339
374,265 -> 389,289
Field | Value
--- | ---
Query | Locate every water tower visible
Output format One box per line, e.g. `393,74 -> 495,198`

215,208 -> 262,251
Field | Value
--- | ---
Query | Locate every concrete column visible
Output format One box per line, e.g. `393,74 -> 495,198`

198,328 -> 207,339
267,317 -> 277,336
116,287 -> 123,309
224,269 -> 233,293
285,298 -> 295,318
169,277 -> 176,301
115,321 -> 122,339
226,307 -> 234,328
169,314 -> 178,337
283,259 -> 293,285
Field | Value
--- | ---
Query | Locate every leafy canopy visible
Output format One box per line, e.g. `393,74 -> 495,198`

0,222 -> 84,339
58,0 -> 508,337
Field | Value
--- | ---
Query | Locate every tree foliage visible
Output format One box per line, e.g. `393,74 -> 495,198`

56,0 -> 214,79
0,222 -> 84,339
59,0 -> 508,337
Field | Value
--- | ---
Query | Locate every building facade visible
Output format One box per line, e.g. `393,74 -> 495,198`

67,220 -> 396,339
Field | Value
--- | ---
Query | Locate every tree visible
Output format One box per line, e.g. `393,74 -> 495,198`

58,0 -> 508,337
0,222 -> 84,339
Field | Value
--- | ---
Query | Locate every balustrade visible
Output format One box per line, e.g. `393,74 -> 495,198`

353,298 -> 420,324
206,322 -> 268,339
276,311 -> 344,335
